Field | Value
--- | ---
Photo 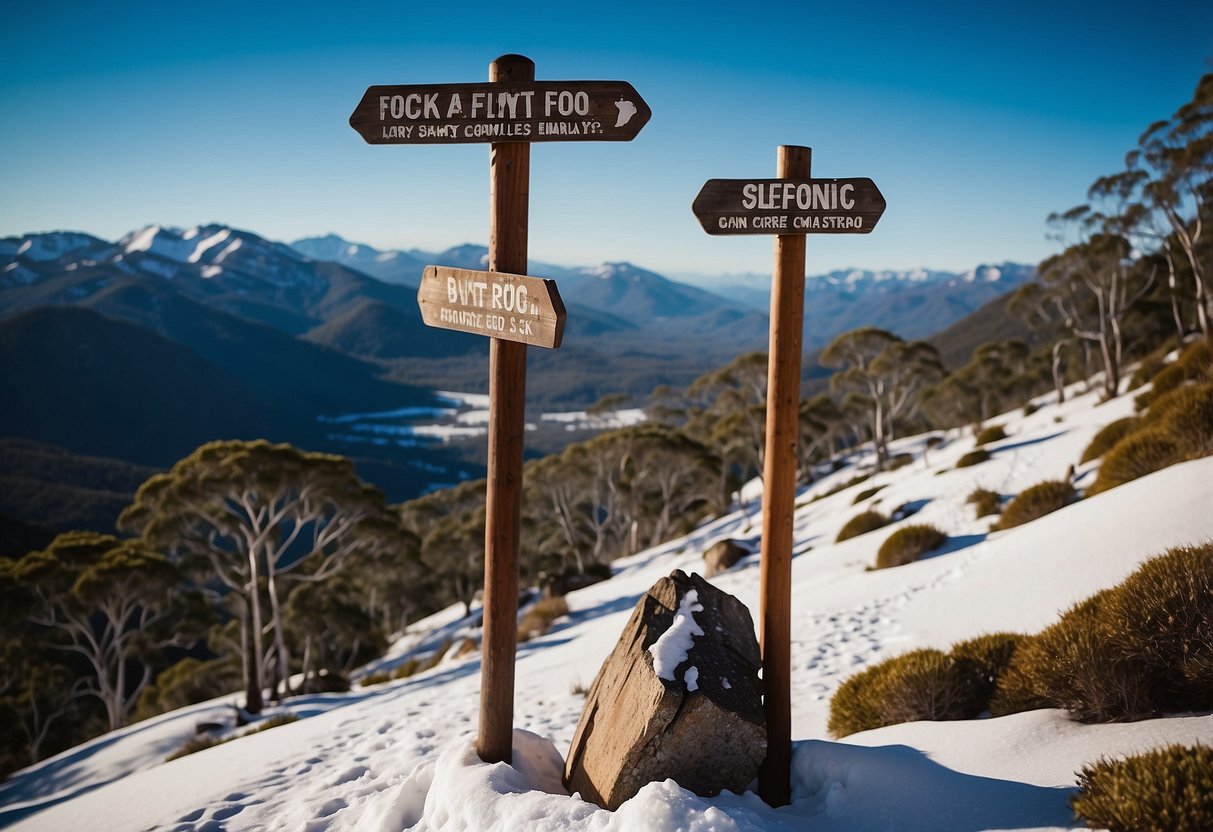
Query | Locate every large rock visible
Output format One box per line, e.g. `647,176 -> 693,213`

563,569 -> 765,810
703,539 -> 749,577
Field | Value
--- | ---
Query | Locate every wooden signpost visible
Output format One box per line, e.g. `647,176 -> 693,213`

351,55 -> 647,767
692,148 -> 886,807
418,266 -> 567,349
350,81 -> 651,144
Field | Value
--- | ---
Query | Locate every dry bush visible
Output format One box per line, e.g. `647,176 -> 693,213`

1080,417 -> 1140,464
874,524 -> 947,569
1148,382 -> 1213,459
827,649 -> 972,737
393,657 -> 421,679
1089,427 -> 1182,495
518,596 -> 570,642
950,632 -> 1025,710
994,480 -> 1076,530
1099,542 -> 1213,712
165,714 -> 299,762
836,510 -> 890,542
974,424 -> 1007,446
991,544 -> 1213,721
989,589 -> 1152,722
956,448 -> 991,468
811,473 -> 873,503
360,670 -> 393,687
851,485 -> 888,505
965,487 -> 1001,519
887,453 -> 914,471
1071,744 -> 1213,832
1135,340 -> 1213,410
1127,349 -> 1170,391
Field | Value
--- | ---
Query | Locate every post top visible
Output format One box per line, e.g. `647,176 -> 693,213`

490,54 -> 536,82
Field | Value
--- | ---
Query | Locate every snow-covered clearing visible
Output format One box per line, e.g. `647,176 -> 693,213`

321,392 -> 646,447
3,379 -> 1211,831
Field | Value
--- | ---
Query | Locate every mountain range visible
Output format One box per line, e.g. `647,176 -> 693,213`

1,223 -> 1036,533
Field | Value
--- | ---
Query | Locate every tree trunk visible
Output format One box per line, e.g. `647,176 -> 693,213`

242,591 -> 264,715
266,568 -> 292,701
1052,341 -> 1067,404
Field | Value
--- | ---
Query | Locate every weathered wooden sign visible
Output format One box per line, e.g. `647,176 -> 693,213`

418,265 -> 566,349
354,55 -> 648,768
691,177 -> 886,235
350,81 -> 651,144
692,147 -> 888,808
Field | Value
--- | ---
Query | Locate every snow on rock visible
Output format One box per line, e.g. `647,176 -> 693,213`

648,589 -> 704,680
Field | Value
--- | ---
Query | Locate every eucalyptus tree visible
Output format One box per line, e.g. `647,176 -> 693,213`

404,478 -> 487,617
10,532 -> 185,731
797,394 -> 846,481
1008,282 -> 1072,403
1039,217 -> 1151,399
121,440 -> 396,712
617,424 -> 723,550
1129,72 -> 1213,339
683,351 -> 769,485
822,328 -> 943,469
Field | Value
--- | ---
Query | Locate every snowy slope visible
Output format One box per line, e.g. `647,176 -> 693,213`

3,380 -> 1212,831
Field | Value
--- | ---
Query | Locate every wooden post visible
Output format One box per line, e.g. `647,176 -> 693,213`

757,144 -> 810,806
476,53 -> 533,766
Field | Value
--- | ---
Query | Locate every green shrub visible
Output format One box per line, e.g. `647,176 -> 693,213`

956,449 -> 991,468
851,485 -> 887,505
874,524 -> 947,569
1080,417 -> 1140,464
887,453 -> 914,471
1149,382 -> 1213,459
393,657 -> 421,679
1089,427 -> 1183,495
974,424 -> 1007,445
965,487 -> 1001,519
950,632 -> 1025,710
827,649 -> 970,737
1071,745 -> 1213,832
518,596 -> 570,642
836,510 -> 890,543
993,480 -> 1076,530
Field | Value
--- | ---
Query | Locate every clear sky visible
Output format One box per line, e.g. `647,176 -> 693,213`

2,0 -> 1211,278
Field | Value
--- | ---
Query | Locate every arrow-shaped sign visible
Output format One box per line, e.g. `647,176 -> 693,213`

350,81 -> 651,145
417,265 -> 566,349
692,177 -> 886,235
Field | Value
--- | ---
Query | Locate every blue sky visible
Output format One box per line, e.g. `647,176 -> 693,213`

2,0 -> 1211,278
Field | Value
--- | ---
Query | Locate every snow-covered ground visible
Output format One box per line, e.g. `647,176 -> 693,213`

3,379 -> 1212,831
320,391 -> 646,447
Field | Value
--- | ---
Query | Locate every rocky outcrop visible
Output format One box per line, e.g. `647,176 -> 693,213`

703,539 -> 749,577
563,569 -> 765,810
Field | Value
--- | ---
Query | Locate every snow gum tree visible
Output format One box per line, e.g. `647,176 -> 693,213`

120,439 -> 398,713
10,532 -> 185,731
822,328 -> 943,469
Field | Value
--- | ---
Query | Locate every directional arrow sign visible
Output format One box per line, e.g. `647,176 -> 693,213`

350,81 -> 651,144
417,265 -> 567,349
691,177 -> 886,235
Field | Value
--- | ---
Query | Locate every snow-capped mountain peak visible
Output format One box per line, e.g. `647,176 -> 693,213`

0,231 -> 108,262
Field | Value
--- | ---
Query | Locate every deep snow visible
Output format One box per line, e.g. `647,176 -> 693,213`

3,378 -> 1212,831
